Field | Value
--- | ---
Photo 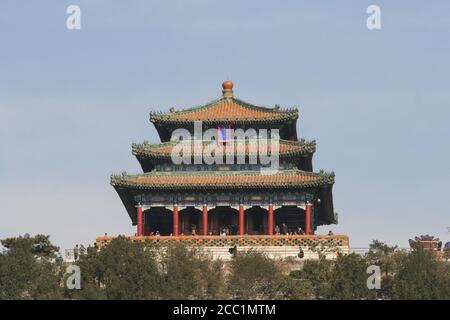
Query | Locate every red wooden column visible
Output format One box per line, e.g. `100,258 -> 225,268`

267,203 -> 274,235
202,205 -> 208,236
173,205 -> 179,236
137,206 -> 143,237
305,202 -> 313,235
239,204 -> 245,235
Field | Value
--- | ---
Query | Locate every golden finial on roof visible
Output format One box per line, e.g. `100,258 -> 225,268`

222,80 -> 234,98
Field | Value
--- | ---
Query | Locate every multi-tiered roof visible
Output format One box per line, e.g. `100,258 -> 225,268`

112,81 -> 335,226
150,98 -> 298,124
131,139 -> 316,172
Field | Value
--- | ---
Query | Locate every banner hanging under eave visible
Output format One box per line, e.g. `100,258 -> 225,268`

218,126 -> 232,143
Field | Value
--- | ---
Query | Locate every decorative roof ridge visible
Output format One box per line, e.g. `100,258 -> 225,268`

280,138 -> 316,146
131,138 -> 316,158
133,138 -> 315,148
110,168 -> 334,186
149,96 -> 299,122
150,97 -> 223,118
230,97 -> 298,114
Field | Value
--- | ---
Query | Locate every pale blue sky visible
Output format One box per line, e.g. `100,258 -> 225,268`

1,1 -> 449,250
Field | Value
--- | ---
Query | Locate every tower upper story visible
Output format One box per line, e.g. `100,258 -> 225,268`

135,81 -> 315,173
150,81 -> 299,142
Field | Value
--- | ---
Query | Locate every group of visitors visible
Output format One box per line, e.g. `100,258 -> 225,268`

72,244 -> 86,261
274,223 -> 293,235
219,226 -> 236,236
141,226 -> 336,237
73,242 -> 99,260
273,225 -> 335,236
274,223 -> 308,235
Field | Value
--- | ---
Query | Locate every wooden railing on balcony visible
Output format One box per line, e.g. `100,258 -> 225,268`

95,234 -> 350,249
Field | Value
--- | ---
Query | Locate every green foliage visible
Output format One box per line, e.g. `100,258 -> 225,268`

292,257 -> 334,298
1,235 -> 450,300
227,250 -> 314,300
309,240 -> 341,260
0,235 -> 63,299
227,249 -> 281,299
64,246 -> 106,300
275,276 -> 315,300
160,244 -> 226,299
365,240 -> 407,299
366,240 -> 406,274
326,253 -> 376,300
228,250 -> 281,299
1,234 -> 60,259
294,241 -> 402,300
101,237 -> 161,299
68,236 -> 161,300
392,248 -> 450,300
66,239 -> 226,300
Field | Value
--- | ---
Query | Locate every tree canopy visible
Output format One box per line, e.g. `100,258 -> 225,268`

1,236 -> 449,300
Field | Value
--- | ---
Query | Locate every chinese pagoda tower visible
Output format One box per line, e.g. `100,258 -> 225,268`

105,81 -> 348,258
